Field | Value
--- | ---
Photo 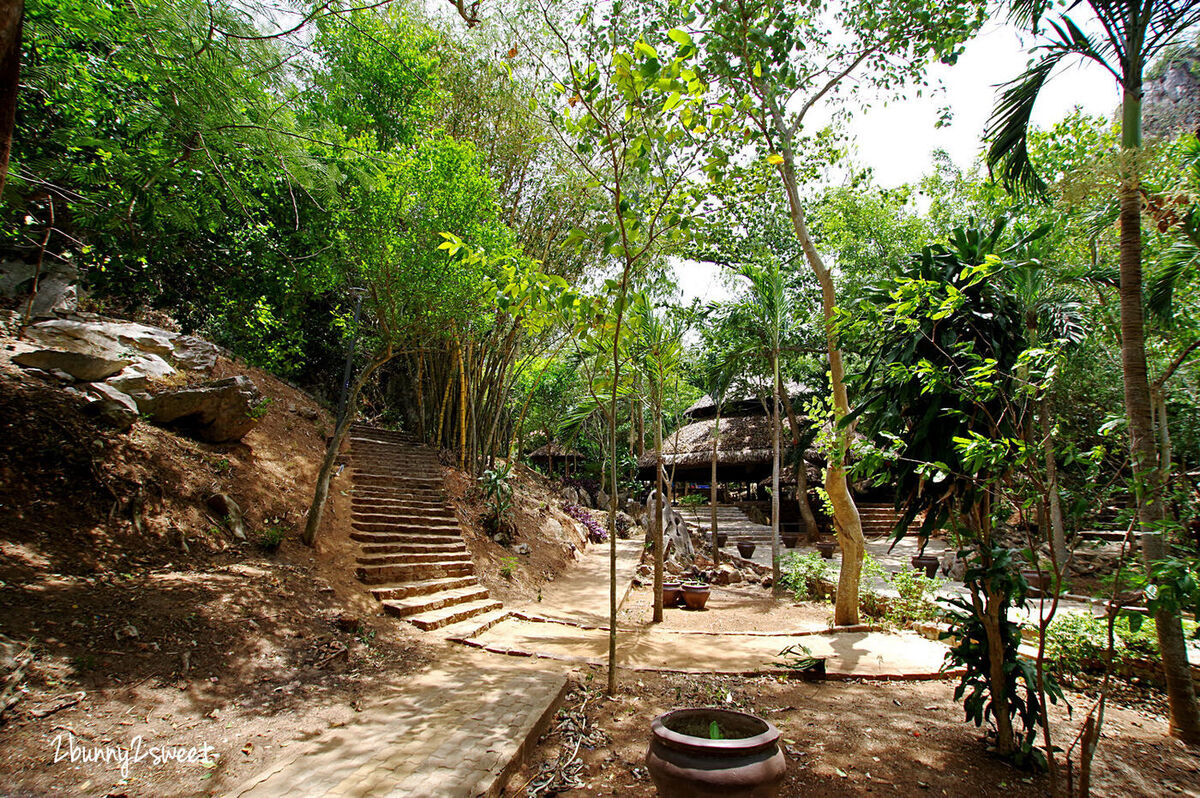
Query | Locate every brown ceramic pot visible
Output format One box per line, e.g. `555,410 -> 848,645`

737,541 -> 756,559
715,532 -> 728,548
662,582 -> 683,607
1022,569 -> 1051,595
646,707 -> 786,797
681,583 -> 710,610
815,539 -> 836,559
911,554 -> 940,579
781,533 -> 800,549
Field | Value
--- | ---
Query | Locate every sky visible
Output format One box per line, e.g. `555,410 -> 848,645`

673,19 -> 1121,306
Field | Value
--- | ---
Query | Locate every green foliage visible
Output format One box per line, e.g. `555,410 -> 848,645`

942,547 -> 1062,769
480,463 -> 516,544
885,567 -> 946,626
258,525 -> 287,553
1043,612 -> 1161,674
1144,556 -> 1200,637
500,556 -> 518,580
779,552 -> 830,600
679,493 -> 707,507
247,397 -> 273,421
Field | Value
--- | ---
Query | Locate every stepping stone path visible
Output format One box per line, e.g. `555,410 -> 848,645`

349,425 -> 502,631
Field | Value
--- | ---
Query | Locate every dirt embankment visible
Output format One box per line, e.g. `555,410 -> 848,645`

446,462 -> 589,607
0,344 -> 427,797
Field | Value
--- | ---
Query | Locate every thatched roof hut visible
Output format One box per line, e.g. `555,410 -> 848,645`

683,381 -> 815,421
637,414 -> 799,483
527,442 -> 584,474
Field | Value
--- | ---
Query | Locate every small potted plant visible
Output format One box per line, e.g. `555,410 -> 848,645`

662,580 -> 683,607
736,539 -> 756,559
815,537 -> 837,559
645,707 -> 786,797
910,542 -> 940,579
681,581 -> 710,610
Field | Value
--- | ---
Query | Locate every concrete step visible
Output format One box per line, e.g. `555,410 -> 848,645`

368,576 -> 479,601
351,486 -> 446,500
352,520 -> 462,535
438,608 -> 510,639
381,585 -> 491,618
356,560 -> 474,584
359,541 -> 468,556
354,474 -> 444,488
351,501 -> 456,518
357,551 -> 471,567
406,598 -> 504,631
350,508 -> 457,522
351,530 -> 462,545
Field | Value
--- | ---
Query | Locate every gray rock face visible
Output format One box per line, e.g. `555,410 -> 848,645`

82,383 -> 139,432
560,486 -> 580,506
137,375 -> 264,442
12,349 -> 131,381
205,493 -> 247,541
172,335 -> 219,372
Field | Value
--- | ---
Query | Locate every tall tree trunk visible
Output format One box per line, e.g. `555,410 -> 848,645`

777,158 -> 863,625
653,393 -> 664,623
711,406 -> 720,566
1040,395 -> 1067,566
771,351 -> 781,593
0,0 -> 22,197
1118,80 -> 1200,743
303,348 -> 394,547
415,352 -> 426,442
780,387 -> 819,541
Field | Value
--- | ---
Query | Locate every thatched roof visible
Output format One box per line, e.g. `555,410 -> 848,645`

684,381 -> 815,420
527,442 -> 583,461
637,414 -> 812,482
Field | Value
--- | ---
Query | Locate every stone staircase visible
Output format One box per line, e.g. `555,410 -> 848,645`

856,502 -> 908,537
349,425 -> 502,631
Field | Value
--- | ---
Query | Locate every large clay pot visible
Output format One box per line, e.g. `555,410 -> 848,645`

737,541 -> 756,559
781,532 -> 800,549
714,532 -> 728,548
646,707 -> 786,797
911,554 -> 939,579
815,539 -> 836,559
681,583 -> 710,610
663,581 -> 683,607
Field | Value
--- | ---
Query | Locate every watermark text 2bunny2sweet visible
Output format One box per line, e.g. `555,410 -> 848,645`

52,732 -> 216,778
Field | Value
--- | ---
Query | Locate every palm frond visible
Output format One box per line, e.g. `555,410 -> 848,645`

985,53 -> 1064,199
1146,239 -> 1200,327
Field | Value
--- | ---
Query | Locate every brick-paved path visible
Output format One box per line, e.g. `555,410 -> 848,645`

224,649 -> 566,798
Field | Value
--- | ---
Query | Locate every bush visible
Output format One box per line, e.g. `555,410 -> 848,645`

258,525 -> 286,552
1043,611 -> 1161,674
885,567 -> 946,626
564,503 -> 607,543
679,493 -> 707,507
780,552 -> 830,600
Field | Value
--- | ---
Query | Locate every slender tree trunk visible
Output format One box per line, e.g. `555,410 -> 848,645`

1118,81 -> 1200,743
711,406 -> 720,566
771,352 -> 781,593
653,393 -> 664,623
781,387 -> 819,541
777,158 -> 863,625
607,264 -> 633,697
303,348 -> 394,547
457,340 -> 467,470
1040,395 -> 1067,565
0,0 -> 22,197
415,352 -> 426,442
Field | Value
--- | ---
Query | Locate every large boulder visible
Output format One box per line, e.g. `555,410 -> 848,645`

20,318 -> 219,377
82,383 -> 139,432
12,349 -> 131,381
171,335 -> 219,372
137,376 -> 264,442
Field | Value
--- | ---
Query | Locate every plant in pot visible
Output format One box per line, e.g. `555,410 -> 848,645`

910,540 -> 940,579
736,539 -> 756,559
814,536 -> 837,559
681,580 -> 711,610
663,580 -> 683,607
645,707 -> 786,797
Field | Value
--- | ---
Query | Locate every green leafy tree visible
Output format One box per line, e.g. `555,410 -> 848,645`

695,0 -> 987,625
986,0 -> 1200,744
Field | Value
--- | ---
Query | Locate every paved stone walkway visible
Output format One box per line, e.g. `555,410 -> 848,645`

458,532 -> 956,679
224,649 -> 566,798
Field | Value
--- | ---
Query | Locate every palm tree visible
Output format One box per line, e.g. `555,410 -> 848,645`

986,0 -> 1200,744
